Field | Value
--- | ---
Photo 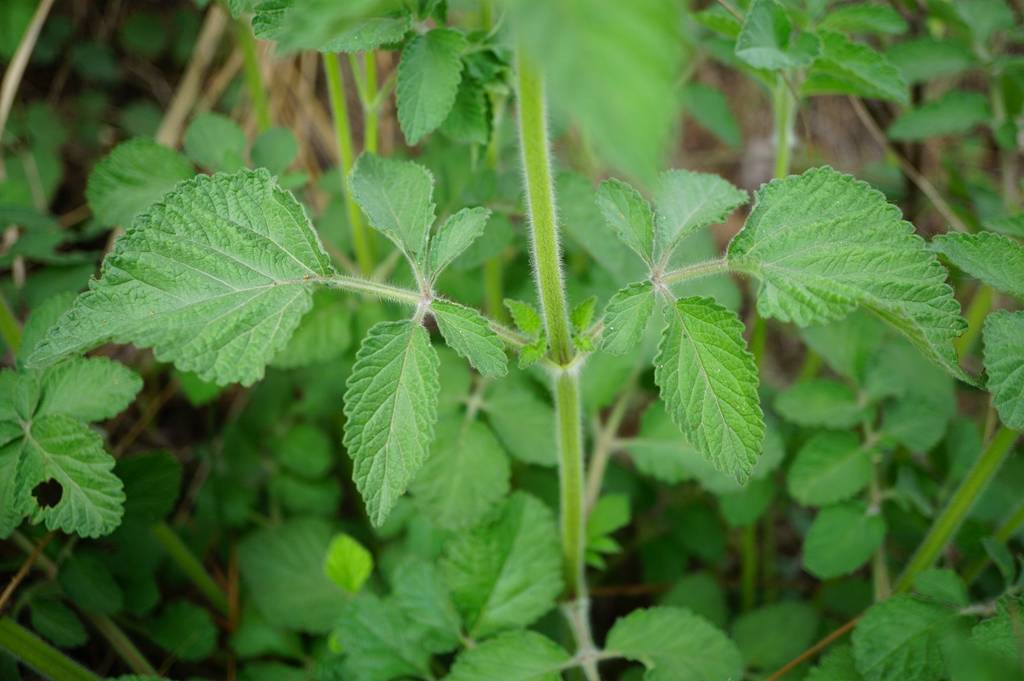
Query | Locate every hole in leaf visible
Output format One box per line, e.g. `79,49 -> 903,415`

32,479 -> 63,508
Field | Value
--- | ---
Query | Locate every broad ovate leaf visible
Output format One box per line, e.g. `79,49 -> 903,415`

983,311 -> 1024,430
428,207 -> 491,279
735,0 -> 817,70
803,32 -> 909,104
447,631 -> 570,681
396,28 -> 466,145
654,297 -> 764,483
887,90 -> 990,141
932,232 -> 1024,301
600,282 -> 655,356
596,178 -> 655,263
431,300 -> 508,378
654,170 -> 747,264
343,320 -> 439,526
803,502 -> 886,579
727,167 -> 969,382
787,431 -> 873,506
29,169 -> 334,386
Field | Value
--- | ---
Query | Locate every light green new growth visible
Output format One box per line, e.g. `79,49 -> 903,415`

727,167 -> 969,383
397,28 -> 467,145
323,533 -> 374,593
654,297 -> 765,483
343,321 -> 439,527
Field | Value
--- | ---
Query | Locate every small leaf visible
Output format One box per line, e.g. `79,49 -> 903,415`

428,207 -> 491,278
888,90 -> 990,141
184,112 -> 247,172
607,606 -> 744,681
397,28 -> 466,145
787,431 -> 873,506
447,630 -> 570,681
343,320 -> 440,526
116,451 -> 182,523
441,78 -> 490,146
30,598 -> 87,648
953,0 -> 1014,45
803,32 -> 909,104
852,595 -> 960,681
774,379 -> 866,429
654,170 -> 747,263
596,178 -> 655,262
350,153 -> 436,266
819,3 -> 908,35
886,37 -> 974,85
735,0 -> 815,70
600,282 -> 655,355
682,82 -> 742,148
431,299 -> 508,378
932,232 -> 1024,301
733,602 -> 820,670
807,645 -> 861,681
983,311 -> 1024,429
251,127 -> 298,174
148,601 -> 217,662
483,376 -> 557,467
803,501 -> 886,579
504,299 -> 543,337
323,533 -> 373,594
654,297 -> 765,483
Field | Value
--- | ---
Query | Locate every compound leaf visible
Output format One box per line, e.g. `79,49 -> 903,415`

397,28 -> 466,145
932,232 -> 1024,301
727,167 -> 968,382
431,300 -> 508,378
654,297 -> 764,483
29,169 -> 334,386
343,320 -> 439,527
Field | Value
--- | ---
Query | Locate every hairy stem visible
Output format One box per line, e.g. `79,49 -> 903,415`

323,53 -> 376,275
660,257 -> 730,285
0,617 -> 102,681
555,370 -> 586,599
322,274 -> 422,305
895,426 -> 1019,592
235,17 -> 270,132
152,522 -> 229,615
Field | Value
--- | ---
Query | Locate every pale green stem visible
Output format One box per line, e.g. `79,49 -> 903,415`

772,73 -> 795,180
323,53 -> 375,275
964,501 -> 1024,584
0,291 -> 22,354
322,273 -> 422,305
895,426 -> 1019,592
869,461 -> 891,600
584,383 -> 636,512
956,285 -> 994,359
151,522 -> 229,615
364,53 -> 379,155
0,617 -> 102,681
555,371 -> 587,603
236,17 -> 270,132
660,257 -> 729,285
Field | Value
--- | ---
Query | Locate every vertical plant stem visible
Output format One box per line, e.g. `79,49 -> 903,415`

869,467 -> 891,600
0,617 -> 102,681
363,52 -> 379,155
235,17 -> 270,132
554,361 -> 586,599
956,285 -> 994,359
0,292 -> 22,354
772,73 -> 795,180
894,426 -> 1019,592
324,53 -> 375,275
151,522 -> 229,615
740,524 -> 757,611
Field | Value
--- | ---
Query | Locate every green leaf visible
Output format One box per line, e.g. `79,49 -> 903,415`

251,127 -> 298,175
59,552 -> 123,615
29,169 -> 335,386
447,630 -> 570,681
16,293 -> 75,366
681,82 -> 742,148
807,645 -> 862,681
116,451 -> 182,523
411,417 -> 510,530
503,299 -> 543,337
799,310 -> 886,384
483,376 -> 557,466
35,358 -> 142,423
606,606 -> 744,681
953,0 -> 1014,45
323,533 -> 373,594
596,178 -> 655,263
274,423 -> 332,478
852,595 -> 960,681
343,320 -> 440,526
350,153 -> 435,266
983,311 -> 1024,429
803,32 -> 909,104
30,598 -> 87,648
334,593 -> 432,681
627,406 -> 703,485
932,232 -> 1024,301
85,138 -> 193,228
787,431 -> 874,506
184,112 -> 247,172
727,167 -> 968,382
252,0 -> 411,53
397,28 -> 466,145
238,518 -> 347,633
428,207 -> 491,278
389,556 -> 461,654
984,213 -> 1024,237
735,0 -> 816,70
571,296 -> 597,337
913,569 -> 969,607
819,3 -> 908,35
888,90 -> 990,141
148,601 -> 217,661
441,492 -> 563,638
733,601 -> 820,670
654,170 -> 747,263
601,282 -> 656,356
441,78 -> 490,146
654,297 -> 764,483
431,300 -> 508,378
774,379 -> 866,429
719,477 -> 776,528
271,289 -> 352,369
15,416 -> 123,538
803,502 -> 886,579
886,37 -> 975,85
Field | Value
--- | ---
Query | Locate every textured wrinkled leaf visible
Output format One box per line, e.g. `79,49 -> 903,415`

397,28 -> 466,145
343,320 -> 439,526
774,379 -> 865,429
596,178 -> 655,262
601,282 -> 655,356
85,138 -> 193,228
803,502 -> 886,578
431,300 -> 508,378
735,0 -> 816,70
852,595 -> 960,681
350,153 -> 435,266
29,170 -> 334,386
389,557 -> 461,654
334,593 -> 432,681
654,297 -> 764,483
787,431 -> 874,506
15,416 -> 123,538
429,207 -> 491,278
148,601 -> 218,661
985,213 -> 1024,237
819,3 -> 908,35
36,358 -> 142,423
252,0 -> 410,53
441,493 -> 562,638
323,533 -> 373,593
983,311 -> 1024,429
727,167 -> 968,382
607,606 -> 744,681
888,91 -> 990,141
654,170 -> 747,263
411,418 -> 510,529
932,232 -> 1024,301
803,32 -> 908,104
447,630 -> 570,681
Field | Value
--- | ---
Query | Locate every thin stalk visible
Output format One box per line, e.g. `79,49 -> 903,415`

323,53 -> 375,275
992,81 -> 1020,209
0,292 -> 22,354
584,384 -> 636,512
235,17 -> 270,132
151,522 -> 229,615
555,370 -> 586,600
0,532 -> 53,613
895,426 -> 1019,592
363,52 -> 379,155
660,257 -> 729,285
0,617 -> 102,681
322,274 -> 421,305
740,524 -> 757,611
869,466 -> 891,601
772,73 -> 795,179
86,612 -> 157,675
964,501 -> 1024,584
956,285 -> 994,359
